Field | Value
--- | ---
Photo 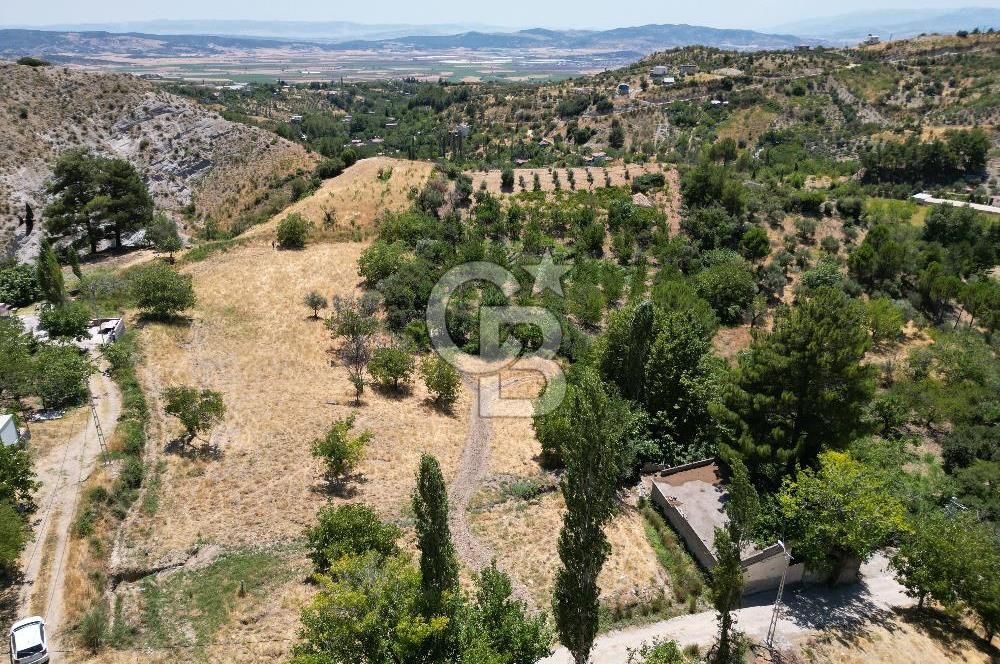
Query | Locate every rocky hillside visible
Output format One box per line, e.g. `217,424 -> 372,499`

0,62 -> 315,259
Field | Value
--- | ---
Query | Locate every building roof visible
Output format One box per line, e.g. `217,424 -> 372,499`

652,459 -> 767,563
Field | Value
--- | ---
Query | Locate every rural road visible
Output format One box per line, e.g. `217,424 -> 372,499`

17,367 -> 122,646
541,555 -> 911,663
449,373 -> 535,606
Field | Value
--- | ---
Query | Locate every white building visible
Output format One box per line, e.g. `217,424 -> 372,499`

0,414 -> 19,446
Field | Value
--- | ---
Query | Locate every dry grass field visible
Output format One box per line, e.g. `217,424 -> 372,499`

245,157 -> 435,240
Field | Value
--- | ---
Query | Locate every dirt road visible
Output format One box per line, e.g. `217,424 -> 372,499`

541,554 -> 912,663
17,368 -> 122,646
448,374 -> 535,606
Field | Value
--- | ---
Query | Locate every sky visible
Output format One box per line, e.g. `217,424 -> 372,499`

0,0 -> 992,31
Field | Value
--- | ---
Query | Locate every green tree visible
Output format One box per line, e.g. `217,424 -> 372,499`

305,503 -> 401,574
329,295 -> 379,405
312,415 -> 371,480
708,528 -> 745,664
460,563 -> 552,664
35,240 -> 65,305
501,168 -> 515,191
162,386 -> 226,444
369,345 -> 415,390
778,451 -> 905,579
865,297 -> 904,347
421,354 -> 461,407
609,119 -> 625,149
0,443 -> 40,514
44,148 -> 103,253
291,552 -> 445,664
553,369 -> 625,664
91,158 -> 154,248
0,502 -> 27,570
32,345 -> 94,408
413,454 -> 459,613
277,212 -> 313,249
303,291 -> 328,319
695,259 -> 755,325
0,263 -> 40,307
358,240 -> 406,286
738,226 -> 770,263
715,288 -> 875,484
0,318 -> 33,405
38,301 -> 91,339
146,214 -> 183,258
129,263 -> 196,318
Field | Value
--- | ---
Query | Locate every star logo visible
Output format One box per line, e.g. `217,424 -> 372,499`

524,250 -> 571,297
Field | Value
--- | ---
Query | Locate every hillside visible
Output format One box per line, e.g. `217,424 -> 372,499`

0,61 -> 315,259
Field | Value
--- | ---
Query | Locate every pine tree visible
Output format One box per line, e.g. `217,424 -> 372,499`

412,454 -> 459,613
35,240 -> 65,305
553,369 -> 624,664
713,287 -> 874,486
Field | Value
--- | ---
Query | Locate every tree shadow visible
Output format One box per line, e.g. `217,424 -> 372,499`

164,436 -> 223,461
134,313 -> 194,329
0,569 -> 25,627
420,397 -> 457,417
371,383 -> 413,401
894,605 -> 999,659
310,472 -> 367,499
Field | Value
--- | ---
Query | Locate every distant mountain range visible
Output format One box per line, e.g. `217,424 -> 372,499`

770,7 -> 1000,42
6,19 -> 516,43
0,23 -> 820,64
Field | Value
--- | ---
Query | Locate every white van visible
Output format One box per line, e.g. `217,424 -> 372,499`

8,617 -> 49,664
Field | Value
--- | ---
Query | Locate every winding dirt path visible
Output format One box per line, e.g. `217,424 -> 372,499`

17,368 -> 121,645
448,374 -> 535,607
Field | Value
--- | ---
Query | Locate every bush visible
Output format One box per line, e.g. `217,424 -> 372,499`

501,168 -> 515,190
631,172 -> 666,194
311,415 -> 372,478
276,213 -> 313,249
0,263 -> 40,306
368,345 -> 415,390
129,263 -> 195,318
421,355 -> 460,406
0,502 -> 26,570
38,301 -> 92,339
695,260 -> 755,324
306,503 -> 401,573
79,603 -> 109,652
32,345 -> 94,407
162,386 -> 226,443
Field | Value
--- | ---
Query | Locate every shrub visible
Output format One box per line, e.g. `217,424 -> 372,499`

421,355 -> 460,406
129,263 -> 195,318
32,345 -> 94,407
0,502 -> 26,569
312,415 -> 372,479
306,503 -> 401,573
276,213 -> 313,249
695,260 -> 755,324
79,603 -> 109,652
0,263 -> 40,306
631,172 -> 666,194
368,345 -> 415,390
501,168 -> 515,190
38,301 -> 91,339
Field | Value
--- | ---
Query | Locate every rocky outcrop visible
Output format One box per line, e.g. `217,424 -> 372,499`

0,62 -> 313,260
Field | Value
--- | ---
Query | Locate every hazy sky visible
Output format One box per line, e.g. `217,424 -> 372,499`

0,0 -> 992,31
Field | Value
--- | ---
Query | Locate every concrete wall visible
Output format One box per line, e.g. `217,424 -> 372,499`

650,482 -> 717,570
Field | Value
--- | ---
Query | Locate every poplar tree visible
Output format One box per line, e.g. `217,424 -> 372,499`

412,453 -> 459,613
35,240 -> 65,305
553,369 -> 625,664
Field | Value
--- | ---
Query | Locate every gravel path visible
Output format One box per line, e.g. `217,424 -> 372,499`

18,368 -> 122,645
541,554 -> 911,663
448,374 -> 536,607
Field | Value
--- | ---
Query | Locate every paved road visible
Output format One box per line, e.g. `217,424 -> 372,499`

17,368 -> 122,646
541,555 -> 910,663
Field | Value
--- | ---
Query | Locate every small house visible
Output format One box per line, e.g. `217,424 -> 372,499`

650,459 -> 860,595
0,414 -> 19,446
617,83 -> 631,96
289,115 -> 304,123
863,34 -> 881,46
650,66 -> 668,78
589,151 -> 607,165
679,63 -> 698,75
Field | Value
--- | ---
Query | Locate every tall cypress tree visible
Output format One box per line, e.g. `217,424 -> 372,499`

553,369 -> 625,664
35,240 -> 65,305
412,453 -> 459,613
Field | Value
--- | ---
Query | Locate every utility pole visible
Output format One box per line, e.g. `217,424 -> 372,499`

765,540 -> 792,650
